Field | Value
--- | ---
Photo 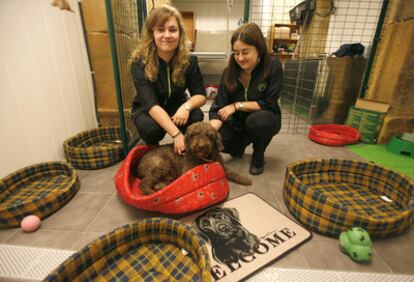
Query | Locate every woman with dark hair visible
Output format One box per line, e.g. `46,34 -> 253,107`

130,5 -> 206,155
209,23 -> 283,175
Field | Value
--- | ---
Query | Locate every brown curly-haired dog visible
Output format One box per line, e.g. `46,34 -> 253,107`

136,121 -> 252,195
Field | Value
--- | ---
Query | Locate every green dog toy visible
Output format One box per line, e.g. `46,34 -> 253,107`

339,227 -> 372,262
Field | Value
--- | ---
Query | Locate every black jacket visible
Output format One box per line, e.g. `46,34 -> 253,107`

209,56 -> 283,125
131,55 -> 206,116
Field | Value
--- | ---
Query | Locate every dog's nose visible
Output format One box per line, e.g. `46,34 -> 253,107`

196,144 -> 208,152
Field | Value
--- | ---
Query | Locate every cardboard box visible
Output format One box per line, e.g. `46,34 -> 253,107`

346,99 -> 390,143
273,27 -> 291,39
355,99 -> 390,113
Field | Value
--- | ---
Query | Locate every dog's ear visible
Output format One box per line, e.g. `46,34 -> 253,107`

223,208 -> 240,221
215,130 -> 224,151
184,129 -> 193,150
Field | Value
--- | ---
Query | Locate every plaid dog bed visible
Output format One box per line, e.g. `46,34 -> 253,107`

0,162 -> 79,228
283,159 -> 414,238
45,218 -> 212,281
63,127 -> 125,170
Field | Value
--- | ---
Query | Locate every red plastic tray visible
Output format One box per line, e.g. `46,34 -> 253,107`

308,124 -> 360,146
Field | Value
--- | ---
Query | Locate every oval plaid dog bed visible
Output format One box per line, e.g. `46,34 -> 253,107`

45,218 -> 212,281
0,162 -> 80,228
308,124 -> 360,146
283,159 -> 414,238
115,145 -> 229,214
63,126 -> 125,170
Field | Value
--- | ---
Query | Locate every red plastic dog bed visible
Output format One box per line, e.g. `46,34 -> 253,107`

308,124 -> 360,146
114,145 -> 229,214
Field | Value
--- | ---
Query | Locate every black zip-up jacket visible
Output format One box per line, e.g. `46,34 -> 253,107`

209,56 -> 283,126
131,55 -> 206,116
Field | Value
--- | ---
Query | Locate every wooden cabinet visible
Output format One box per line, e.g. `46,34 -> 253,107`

181,11 -> 195,51
268,24 -> 300,63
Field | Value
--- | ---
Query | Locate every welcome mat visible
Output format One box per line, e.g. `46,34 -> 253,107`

180,193 -> 312,281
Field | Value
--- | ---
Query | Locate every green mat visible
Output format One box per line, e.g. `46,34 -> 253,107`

347,144 -> 414,179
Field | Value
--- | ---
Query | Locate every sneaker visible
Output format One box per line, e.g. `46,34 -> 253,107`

230,151 -> 244,158
249,161 -> 265,175
230,138 -> 250,159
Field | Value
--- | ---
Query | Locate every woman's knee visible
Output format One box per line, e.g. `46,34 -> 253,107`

188,108 -> 205,124
141,127 -> 165,144
134,115 -> 165,144
245,111 -> 280,133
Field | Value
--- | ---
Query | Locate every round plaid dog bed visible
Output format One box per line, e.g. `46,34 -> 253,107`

115,145 -> 229,214
63,126 -> 126,170
0,162 -> 79,228
283,159 -> 414,238
45,218 -> 212,281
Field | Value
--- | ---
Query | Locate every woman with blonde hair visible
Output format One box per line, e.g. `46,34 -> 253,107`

209,23 -> 283,175
130,5 -> 206,155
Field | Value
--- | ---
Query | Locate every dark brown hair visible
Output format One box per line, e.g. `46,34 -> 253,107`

224,22 -> 271,93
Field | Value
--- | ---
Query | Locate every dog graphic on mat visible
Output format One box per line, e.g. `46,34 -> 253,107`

195,207 -> 260,265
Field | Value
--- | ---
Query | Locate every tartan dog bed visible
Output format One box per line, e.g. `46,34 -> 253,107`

0,162 -> 79,228
283,159 -> 414,238
115,145 -> 229,214
63,126 -> 125,170
45,218 -> 212,281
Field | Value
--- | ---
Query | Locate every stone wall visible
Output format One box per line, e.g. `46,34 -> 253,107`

298,0 -> 332,58
365,0 -> 414,143
314,57 -> 367,124
82,0 -> 139,135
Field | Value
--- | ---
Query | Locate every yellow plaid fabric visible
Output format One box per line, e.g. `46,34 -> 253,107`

283,159 -> 414,238
63,127 -> 126,170
45,218 -> 212,282
0,162 -> 80,228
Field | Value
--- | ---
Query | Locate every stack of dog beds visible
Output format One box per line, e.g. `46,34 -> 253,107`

283,159 -> 414,238
63,126 -> 126,170
115,145 -> 230,214
45,218 -> 212,281
0,162 -> 80,228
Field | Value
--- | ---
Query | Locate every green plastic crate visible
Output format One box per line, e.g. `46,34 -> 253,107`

345,106 -> 386,144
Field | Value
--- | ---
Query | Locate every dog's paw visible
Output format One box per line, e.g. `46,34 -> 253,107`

141,187 -> 154,195
244,177 -> 253,186
154,182 -> 168,191
139,181 -> 155,195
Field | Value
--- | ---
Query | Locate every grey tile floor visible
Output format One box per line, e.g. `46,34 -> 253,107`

1,133 -> 413,281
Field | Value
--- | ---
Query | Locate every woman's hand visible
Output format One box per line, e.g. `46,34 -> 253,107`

218,103 -> 237,121
172,105 -> 190,126
173,133 -> 185,155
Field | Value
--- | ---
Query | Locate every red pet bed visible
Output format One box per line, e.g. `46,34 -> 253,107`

114,145 -> 229,214
308,124 -> 360,146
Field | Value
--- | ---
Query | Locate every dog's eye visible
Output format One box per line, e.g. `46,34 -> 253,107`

201,219 -> 211,228
212,213 -> 222,219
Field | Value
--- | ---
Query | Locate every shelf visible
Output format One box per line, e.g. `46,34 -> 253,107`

273,38 -> 298,43
273,53 -> 294,57
268,23 -> 300,58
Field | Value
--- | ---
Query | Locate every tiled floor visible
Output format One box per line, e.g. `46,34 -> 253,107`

1,133 -> 413,281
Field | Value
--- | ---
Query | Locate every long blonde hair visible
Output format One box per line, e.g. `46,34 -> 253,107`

130,5 -> 189,83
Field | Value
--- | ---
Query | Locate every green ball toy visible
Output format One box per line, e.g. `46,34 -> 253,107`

339,227 -> 372,262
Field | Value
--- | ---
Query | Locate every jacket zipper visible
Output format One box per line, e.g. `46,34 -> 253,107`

167,66 -> 172,103
243,78 -> 250,101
